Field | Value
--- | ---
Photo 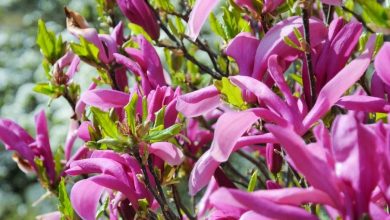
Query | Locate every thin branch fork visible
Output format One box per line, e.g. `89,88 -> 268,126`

300,0 -> 317,107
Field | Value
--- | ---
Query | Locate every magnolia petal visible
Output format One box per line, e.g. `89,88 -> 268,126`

176,85 -> 220,117
252,16 -> 327,80
321,0 -> 342,6
210,188 -> 318,220
263,0 -> 285,13
303,35 -> 376,129
210,108 -> 285,162
67,158 -> 130,185
64,119 -> 79,161
251,187 -> 335,207
210,110 -> 260,162
0,123 -> 36,167
375,43 -> 390,86
186,0 -> 220,40
0,119 -> 34,145
225,33 -> 260,76
149,142 -> 184,166
35,110 -> 56,183
337,95 -> 390,113
331,113 -> 379,215
268,55 -> 299,111
230,76 -> 296,125
137,35 -> 167,87
89,175 -> 139,210
70,179 -> 105,220
267,124 -> 341,205
77,121 -> 93,142
80,89 -> 130,110
189,150 -> 220,195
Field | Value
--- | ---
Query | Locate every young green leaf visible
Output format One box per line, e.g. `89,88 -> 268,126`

143,124 -> 182,142
247,170 -> 258,192
154,106 -> 166,129
214,77 -> 247,110
90,107 -> 120,139
70,36 -> 100,64
125,93 -> 139,135
58,178 -> 74,220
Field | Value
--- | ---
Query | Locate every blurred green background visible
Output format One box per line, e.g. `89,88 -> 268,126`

0,0 -> 96,218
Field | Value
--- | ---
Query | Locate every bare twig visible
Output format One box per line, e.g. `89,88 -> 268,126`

301,1 -> 317,107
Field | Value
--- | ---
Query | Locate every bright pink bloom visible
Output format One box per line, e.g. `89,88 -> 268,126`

267,112 -> 384,219
116,0 -> 160,40
114,35 -> 167,94
375,42 -> 390,86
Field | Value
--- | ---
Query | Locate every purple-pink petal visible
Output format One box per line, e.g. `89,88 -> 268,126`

176,85 -> 220,117
80,89 -> 130,110
149,142 -> 184,166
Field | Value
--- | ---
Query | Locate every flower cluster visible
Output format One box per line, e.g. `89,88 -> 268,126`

1,0 -> 390,219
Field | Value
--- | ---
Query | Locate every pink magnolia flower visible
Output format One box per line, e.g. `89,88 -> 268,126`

181,35 -> 376,195
226,16 -> 327,82
115,0 -> 160,40
0,111 -> 57,185
314,18 -> 363,92
80,85 -> 179,128
187,0 -> 287,39
66,150 -> 153,220
266,112 -> 388,219
187,0 -> 341,40
78,86 -> 184,166
375,42 -> 390,86
114,35 -> 168,95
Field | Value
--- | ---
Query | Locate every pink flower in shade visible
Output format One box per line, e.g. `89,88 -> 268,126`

0,111 -> 57,185
80,85 -> 180,128
66,150 -> 152,220
180,35 -> 376,195
374,43 -> 390,86
115,0 -> 160,40
187,0 -> 287,40
226,16 -> 328,82
204,112 -> 390,219
114,35 -> 168,95
314,18 -> 363,93
78,86 -> 184,166
266,112 -> 389,219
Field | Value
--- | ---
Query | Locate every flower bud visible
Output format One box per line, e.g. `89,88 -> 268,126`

116,0 -> 160,40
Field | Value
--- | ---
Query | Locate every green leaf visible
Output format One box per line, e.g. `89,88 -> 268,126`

37,19 -> 56,61
175,17 -> 185,35
128,23 -> 153,42
90,107 -> 120,138
36,19 -> 65,63
34,157 -> 50,188
247,170 -> 258,192
54,147 -> 64,177
142,96 -> 148,123
283,36 -> 303,51
210,13 -> 227,40
70,36 -> 100,64
154,106 -> 166,129
289,73 -> 303,86
144,124 -> 182,142
125,93 -> 139,135
154,0 -> 175,12
58,178 -> 74,220
33,83 -> 63,98
214,77 -> 247,110
357,0 -> 389,28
